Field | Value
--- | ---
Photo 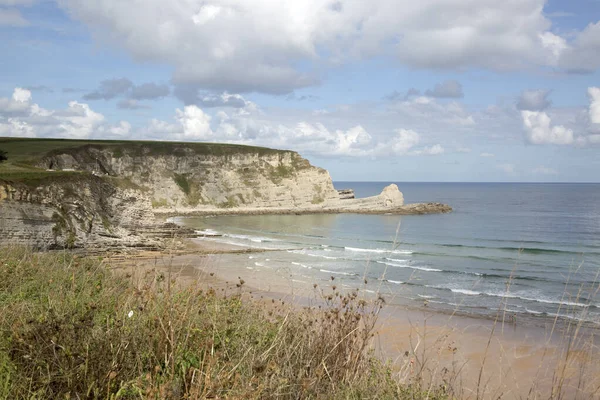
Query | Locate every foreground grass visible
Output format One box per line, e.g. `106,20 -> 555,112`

0,247 -> 448,399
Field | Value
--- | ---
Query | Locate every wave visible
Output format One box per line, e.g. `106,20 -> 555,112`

291,262 -> 311,269
437,243 -> 599,256
224,233 -> 280,243
427,286 -> 597,308
387,280 -> 404,285
451,288 -> 481,296
287,250 -> 340,260
195,229 -> 220,236
376,261 -> 442,272
345,247 -> 413,255
319,269 -> 358,276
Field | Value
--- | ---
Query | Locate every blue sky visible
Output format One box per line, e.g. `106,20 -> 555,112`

1,0 -> 600,182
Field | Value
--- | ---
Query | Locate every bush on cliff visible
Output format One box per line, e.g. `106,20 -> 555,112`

0,247 -> 448,400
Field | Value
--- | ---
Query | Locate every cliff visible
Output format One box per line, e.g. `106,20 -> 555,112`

0,138 -> 451,249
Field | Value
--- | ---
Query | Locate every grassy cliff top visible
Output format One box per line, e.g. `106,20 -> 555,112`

0,137 -> 291,164
0,137 -> 294,183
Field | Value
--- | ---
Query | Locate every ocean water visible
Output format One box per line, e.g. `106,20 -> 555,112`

173,182 -> 600,326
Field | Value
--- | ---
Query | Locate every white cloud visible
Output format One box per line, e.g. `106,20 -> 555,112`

589,87 -> 600,124
521,110 -> 574,145
175,105 -> 213,140
480,152 -> 495,157
539,32 -> 567,62
0,88 -> 32,114
389,129 -> 420,154
0,88 -> 129,139
56,102 -> 105,139
57,0 -> 571,93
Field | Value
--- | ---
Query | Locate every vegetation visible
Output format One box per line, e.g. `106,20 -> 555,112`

0,137 -> 291,166
0,150 -> 7,163
269,163 -> 296,184
0,247 -> 450,399
173,173 -> 191,195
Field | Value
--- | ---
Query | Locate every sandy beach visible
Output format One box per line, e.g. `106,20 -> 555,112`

106,239 -> 600,400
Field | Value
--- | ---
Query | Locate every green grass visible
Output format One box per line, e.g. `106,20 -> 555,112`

0,246 -> 449,400
0,137 -> 291,166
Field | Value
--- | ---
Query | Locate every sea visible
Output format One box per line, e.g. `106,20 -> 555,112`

172,182 -> 600,327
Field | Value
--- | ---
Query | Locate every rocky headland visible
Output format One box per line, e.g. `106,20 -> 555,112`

0,138 -> 451,250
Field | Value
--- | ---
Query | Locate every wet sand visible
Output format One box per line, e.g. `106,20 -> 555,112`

105,240 -> 600,399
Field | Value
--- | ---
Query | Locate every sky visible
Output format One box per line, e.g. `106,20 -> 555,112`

1,0 -> 600,182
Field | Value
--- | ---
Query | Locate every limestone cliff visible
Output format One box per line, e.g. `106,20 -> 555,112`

37,144 -> 342,212
0,139 -> 451,249
0,174 -> 157,249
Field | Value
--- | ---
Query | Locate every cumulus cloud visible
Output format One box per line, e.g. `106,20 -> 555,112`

521,110 -> 574,145
0,87 -> 129,139
558,22 -> 600,73
425,81 -> 463,99
589,87 -> 600,124
517,89 -> 552,111
57,0 -> 574,94
0,88 -> 32,115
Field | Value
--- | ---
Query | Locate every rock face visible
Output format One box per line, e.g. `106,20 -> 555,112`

0,141 -> 451,249
38,145 -> 343,211
0,175 -> 159,249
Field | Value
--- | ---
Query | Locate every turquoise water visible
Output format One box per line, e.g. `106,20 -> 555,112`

173,182 -> 600,325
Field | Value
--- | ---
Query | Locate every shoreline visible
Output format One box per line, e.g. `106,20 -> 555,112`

107,240 -> 600,399
152,201 -> 453,217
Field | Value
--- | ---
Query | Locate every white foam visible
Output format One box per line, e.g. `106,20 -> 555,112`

224,233 -> 280,243
345,246 -> 413,255
418,294 -> 435,299
288,250 -> 339,260
291,262 -> 310,269
450,289 -> 481,296
387,280 -> 404,285
377,261 -> 442,272
195,229 -> 220,236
